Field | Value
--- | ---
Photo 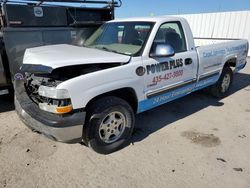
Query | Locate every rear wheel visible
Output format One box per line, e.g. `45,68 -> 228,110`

210,66 -> 233,98
83,96 -> 135,154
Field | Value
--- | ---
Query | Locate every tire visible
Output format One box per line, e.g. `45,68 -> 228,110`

83,96 -> 135,154
210,66 -> 233,98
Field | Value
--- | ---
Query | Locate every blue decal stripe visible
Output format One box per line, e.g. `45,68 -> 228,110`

235,63 -> 247,72
193,75 -> 220,92
138,75 -> 220,113
138,84 -> 194,113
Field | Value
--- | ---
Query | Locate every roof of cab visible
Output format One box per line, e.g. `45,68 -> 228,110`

108,16 -> 185,23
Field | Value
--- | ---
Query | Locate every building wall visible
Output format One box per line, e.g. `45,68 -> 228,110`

176,11 -> 250,56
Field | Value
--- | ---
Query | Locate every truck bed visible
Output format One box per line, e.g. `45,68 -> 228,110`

195,38 -> 234,47
195,39 -> 248,77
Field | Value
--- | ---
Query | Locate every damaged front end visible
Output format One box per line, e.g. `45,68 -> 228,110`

15,75 -> 86,143
22,62 -> 121,114
15,62 -> 123,143
15,42 -> 131,143
24,74 -> 72,114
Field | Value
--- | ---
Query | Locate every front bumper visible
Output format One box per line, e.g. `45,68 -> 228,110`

15,81 -> 86,143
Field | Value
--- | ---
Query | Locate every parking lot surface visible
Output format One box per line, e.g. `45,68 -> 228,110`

0,60 -> 250,188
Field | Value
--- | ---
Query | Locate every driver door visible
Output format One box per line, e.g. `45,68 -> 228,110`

141,21 -> 198,111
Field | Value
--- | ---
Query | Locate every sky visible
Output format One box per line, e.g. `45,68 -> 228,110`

116,0 -> 250,18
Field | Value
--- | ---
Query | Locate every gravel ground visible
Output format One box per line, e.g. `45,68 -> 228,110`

0,60 -> 250,188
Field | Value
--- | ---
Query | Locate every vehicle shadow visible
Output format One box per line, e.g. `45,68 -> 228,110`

131,72 -> 250,144
0,94 -> 14,113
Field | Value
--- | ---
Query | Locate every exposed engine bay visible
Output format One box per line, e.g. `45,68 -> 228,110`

24,63 -> 122,110
25,74 -> 64,105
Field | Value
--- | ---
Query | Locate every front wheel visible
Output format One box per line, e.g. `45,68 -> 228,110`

83,96 -> 135,154
210,66 -> 233,98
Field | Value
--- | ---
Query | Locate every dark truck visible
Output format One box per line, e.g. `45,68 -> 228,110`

0,0 -> 121,96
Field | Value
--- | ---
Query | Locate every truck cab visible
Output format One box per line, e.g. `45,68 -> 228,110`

17,16 -> 249,154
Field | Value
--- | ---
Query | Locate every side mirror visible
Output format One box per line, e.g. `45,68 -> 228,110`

150,44 -> 175,58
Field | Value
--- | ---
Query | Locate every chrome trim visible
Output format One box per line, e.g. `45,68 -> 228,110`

146,70 -> 221,99
199,70 -> 221,80
147,78 -> 197,98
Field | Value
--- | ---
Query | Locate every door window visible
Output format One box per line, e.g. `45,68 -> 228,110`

151,22 -> 187,53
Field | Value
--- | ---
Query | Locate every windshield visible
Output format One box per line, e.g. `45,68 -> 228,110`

84,22 -> 154,56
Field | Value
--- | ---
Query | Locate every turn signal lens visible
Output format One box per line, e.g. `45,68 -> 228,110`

56,105 -> 73,114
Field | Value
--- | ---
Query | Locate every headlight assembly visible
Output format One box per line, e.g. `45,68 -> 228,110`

38,85 -> 72,114
38,85 -> 70,99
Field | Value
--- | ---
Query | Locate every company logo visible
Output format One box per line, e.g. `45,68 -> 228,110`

146,58 -> 183,75
34,7 -> 43,17
14,73 -> 24,80
136,66 -> 146,76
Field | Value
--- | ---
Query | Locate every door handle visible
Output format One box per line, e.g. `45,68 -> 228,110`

185,58 -> 193,65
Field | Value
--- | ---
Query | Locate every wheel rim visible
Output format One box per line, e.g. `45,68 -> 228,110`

221,73 -> 231,93
99,111 -> 127,144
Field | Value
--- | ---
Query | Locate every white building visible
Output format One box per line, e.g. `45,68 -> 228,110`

176,11 -> 250,56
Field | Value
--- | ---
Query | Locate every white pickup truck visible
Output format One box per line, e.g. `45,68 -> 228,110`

16,16 -> 248,154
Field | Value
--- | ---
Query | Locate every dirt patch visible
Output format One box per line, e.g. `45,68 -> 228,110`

1,130 -> 57,160
181,131 -> 221,147
23,138 -> 58,160
216,158 -> 227,163
238,135 -> 247,138
0,138 -> 2,153
233,168 -> 243,172
1,179 -> 7,187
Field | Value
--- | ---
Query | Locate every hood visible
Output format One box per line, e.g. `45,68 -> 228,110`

21,44 -> 131,73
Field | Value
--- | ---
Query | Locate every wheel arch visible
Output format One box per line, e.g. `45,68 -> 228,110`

85,87 -> 138,114
223,56 -> 237,70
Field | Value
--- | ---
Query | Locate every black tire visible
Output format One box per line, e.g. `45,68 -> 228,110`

83,96 -> 135,154
210,66 -> 233,98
